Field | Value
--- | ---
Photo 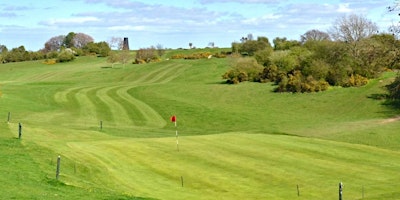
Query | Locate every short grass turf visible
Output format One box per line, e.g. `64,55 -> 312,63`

0,54 -> 400,199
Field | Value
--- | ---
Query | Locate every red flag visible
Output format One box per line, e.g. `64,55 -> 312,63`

171,115 -> 176,123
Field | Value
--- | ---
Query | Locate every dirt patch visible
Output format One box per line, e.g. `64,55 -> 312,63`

381,116 -> 400,124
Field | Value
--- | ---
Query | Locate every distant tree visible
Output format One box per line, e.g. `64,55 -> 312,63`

107,51 -> 119,67
300,29 -> 331,43
189,43 -> 193,49
119,50 -> 131,67
4,46 -> 30,62
82,41 -> 110,57
0,44 -> 8,53
97,41 -> 111,57
72,33 -> 94,49
44,35 -> 65,52
236,36 -> 272,56
0,44 -> 7,63
108,37 -> 123,50
273,37 -> 300,50
64,32 -> 76,48
82,42 -> 99,55
388,1 -> 400,37
156,44 -> 165,57
329,14 -> 378,42
135,47 -> 159,63
208,42 -> 215,48
57,49 -> 75,62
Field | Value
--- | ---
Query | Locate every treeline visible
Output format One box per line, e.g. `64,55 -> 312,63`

223,15 -> 400,93
0,32 -> 111,64
224,34 -> 399,92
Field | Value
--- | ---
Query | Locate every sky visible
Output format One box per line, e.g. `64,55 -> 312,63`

0,0 -> 398,51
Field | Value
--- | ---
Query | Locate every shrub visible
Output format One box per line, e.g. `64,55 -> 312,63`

344,74 -> 369,87
386,75 -> 400,100
222,57 -> 263,84
57,50 -> 75,62
275,71 -> 329,93
46,51 -> 58,59
43,59 -> 57,65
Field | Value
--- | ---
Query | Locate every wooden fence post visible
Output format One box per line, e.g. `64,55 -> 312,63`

339,182 -> 343,200
18,123 -> 22,139
56,156 -> 61,180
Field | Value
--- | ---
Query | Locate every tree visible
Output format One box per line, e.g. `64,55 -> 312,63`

189,43 -> 193,49
388,1 -> 400,37
57,49 -> 75,62
107,51 -> 119,67
119,50 -> 131,67
386,75 -> 400,100
64,32 -> 76,48
4,46 -> 30,62
273,37 -> 300,50
156,44 -> 165,57
135,46 -> 162,63
0,44 -> 7,63
44,35 -> 65,52
108,37 -> 123,50
82,41 -> 110,57
222,57 -> 263,84
300,29 -> 330,43
329,14 -> 378,42
72,33 -> 94,49
236,36 -> 272,56
0,44 -> 8,53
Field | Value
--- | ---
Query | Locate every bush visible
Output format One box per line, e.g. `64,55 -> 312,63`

275,71 -> 329,93
344,74 -> 369,87
43,59 -> 57,65
386,75 -> 400,100
46,51 -> 58,59
222,57 -> 263,84
57,50 -> 75,62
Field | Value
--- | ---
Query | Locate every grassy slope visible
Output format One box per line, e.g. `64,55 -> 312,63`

0,54 -> 400,199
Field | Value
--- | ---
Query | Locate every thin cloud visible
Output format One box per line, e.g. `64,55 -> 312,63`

199,0 -> 279,4
0,12 -> 17,18
40,16 -> 101,26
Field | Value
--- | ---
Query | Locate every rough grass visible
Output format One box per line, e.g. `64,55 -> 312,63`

0,55 -> 400,199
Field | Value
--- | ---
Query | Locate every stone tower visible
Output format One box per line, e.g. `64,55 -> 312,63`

123,37 -> 129,50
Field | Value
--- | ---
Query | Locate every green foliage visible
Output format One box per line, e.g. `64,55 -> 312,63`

273,37 -> 301,50
302,59 -> 330,81
254,48 -> 273,66
222,57 -> 263,84
82,42 -> 110,57
232,36 -> 272,56
386,75 -> 400,100
46,51 -> 59,59
97,42 -> 111,57
3,46 -> 30,62
269,50 -> 298,72
275,70 -> 329,93
57,50 -> 75,62
63,32 -> 76,48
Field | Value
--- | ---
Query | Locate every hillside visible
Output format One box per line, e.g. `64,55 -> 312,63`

0,55 -> 400,199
